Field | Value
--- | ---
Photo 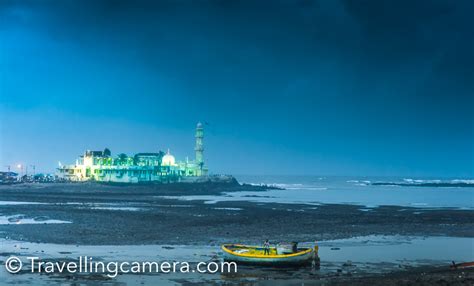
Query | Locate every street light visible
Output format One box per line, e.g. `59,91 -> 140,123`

16,164 -> 23,180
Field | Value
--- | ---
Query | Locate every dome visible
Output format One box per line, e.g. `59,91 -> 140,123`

162,150 -> 176,166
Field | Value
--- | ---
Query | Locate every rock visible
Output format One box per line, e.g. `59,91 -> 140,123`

343,261 -> 353,267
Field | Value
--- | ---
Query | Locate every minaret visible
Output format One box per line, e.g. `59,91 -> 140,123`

195,122 -> 204,176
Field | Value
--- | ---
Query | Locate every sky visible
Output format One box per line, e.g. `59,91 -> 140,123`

0,0 -> 473,177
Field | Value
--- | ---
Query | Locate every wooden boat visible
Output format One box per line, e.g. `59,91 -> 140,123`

222,244 -> 315,266
451,261 -> 474,269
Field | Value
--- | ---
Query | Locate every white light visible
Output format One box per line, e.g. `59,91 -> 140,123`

17,164 -> 22,169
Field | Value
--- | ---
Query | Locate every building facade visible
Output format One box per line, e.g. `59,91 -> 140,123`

57,123 -> 208,183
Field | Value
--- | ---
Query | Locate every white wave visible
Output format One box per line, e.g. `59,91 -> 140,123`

451,179 -> 474,184
285,187 -> 328,191
348,180 -> 371,184
402,178 -> 474,185
248,183 -> 306,188
403,178 -> 435,183
411,203 -> 428,206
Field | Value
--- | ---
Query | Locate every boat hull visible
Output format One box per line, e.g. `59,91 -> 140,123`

222,244 -> 314,266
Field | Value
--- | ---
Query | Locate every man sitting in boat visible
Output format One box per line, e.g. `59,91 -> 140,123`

263,239 -> 270,255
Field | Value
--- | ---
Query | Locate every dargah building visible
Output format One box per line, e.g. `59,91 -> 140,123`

57,123 -> 208,183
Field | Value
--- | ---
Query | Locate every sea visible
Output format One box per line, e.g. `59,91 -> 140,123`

171,175 -> 474,209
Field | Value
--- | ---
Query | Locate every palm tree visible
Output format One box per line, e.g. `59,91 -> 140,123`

133,154 -> 140,166
117,153 -> 128,166
103,148 -> 111,157
157,150 -> 165,172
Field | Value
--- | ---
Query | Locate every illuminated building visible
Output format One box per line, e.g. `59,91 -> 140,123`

57,123 -> 208,183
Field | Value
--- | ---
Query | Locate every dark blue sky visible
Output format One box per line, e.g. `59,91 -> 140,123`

0,0 -> 473,176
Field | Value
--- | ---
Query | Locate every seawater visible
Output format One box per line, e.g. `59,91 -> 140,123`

164,176 -> 474,209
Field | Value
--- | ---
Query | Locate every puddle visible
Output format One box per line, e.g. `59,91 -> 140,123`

90,207 -> 143,211
0,201 -> 46,205
0,215 -> 71,225
317,235 -> 474,263
0,235 -> 472,285
1,235 -> 471,264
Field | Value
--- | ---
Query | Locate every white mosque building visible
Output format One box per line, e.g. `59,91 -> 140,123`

57,123 -> 208,183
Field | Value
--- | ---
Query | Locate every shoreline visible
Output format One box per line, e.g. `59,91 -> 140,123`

1,237 -> 472,285
0,182 -> 472,245
1,182 -> 473,285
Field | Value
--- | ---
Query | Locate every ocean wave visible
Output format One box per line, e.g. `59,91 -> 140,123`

451,179 -> 474,184
285,187 -> 328,191
372,179 -> 474,188
347,180 -> 371,186
246,183 -> 303,188
247,183 -> 328,190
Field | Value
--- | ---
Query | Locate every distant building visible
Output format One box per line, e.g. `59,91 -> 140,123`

57,123 -> 208,183
0,172 -> 18,183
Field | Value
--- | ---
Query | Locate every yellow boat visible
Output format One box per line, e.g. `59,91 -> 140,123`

222,243 -> 315,266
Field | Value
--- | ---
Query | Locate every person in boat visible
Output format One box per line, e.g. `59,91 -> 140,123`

312,241 -> 321,268
263,239 -> 270,255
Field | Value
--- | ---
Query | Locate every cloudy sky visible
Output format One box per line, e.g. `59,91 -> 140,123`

0,0 -> 473,176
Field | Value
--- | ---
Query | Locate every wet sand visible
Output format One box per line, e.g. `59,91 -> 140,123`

0,182 -> 473,285
1,235 -> 473,285
326,266 -> 474,286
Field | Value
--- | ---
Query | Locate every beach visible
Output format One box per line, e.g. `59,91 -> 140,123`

1,179 -> 473,285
